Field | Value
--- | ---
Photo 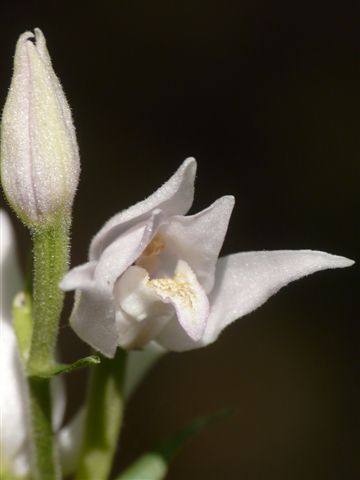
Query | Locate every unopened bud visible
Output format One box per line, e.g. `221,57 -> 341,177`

1,29 -> 80,227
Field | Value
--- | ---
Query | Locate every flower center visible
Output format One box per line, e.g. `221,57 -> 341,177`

142,234 -> 165,257
148,271 -> 195,310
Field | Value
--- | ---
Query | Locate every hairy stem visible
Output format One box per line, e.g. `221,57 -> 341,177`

28,220 -> 69,370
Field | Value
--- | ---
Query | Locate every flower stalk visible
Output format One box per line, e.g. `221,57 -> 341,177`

75,348 -> 127,480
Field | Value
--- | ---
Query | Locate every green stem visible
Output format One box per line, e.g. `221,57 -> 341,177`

28,220 -> 69,371
27,219 -> 69,480
75,349 -> 127,480
28,377 -> 59,480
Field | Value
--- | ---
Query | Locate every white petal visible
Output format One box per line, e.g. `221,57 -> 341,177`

33,29 -> 80,164
203,250 -> 354,344
62,259 -> 119,357
61,216 -> 159,293
1,34 -> 38,222
0,320 -> 29,476
159,196 -> 234,292
0,210 -> 22,321
69,287 -> 118,357
89,158 -> 197,260
59,261 -> 97,291
114,260 -> 209,348
156,250 -> 354,351
114,266 -> 174,349
155,316 -> 199,351
94,212 -> 163,288
62,213 -> 163,356
149,260 -> 209,341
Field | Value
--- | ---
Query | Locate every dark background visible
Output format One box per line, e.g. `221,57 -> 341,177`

1,1 -> 359,479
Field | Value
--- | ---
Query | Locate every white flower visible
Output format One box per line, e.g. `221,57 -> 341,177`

0,210 -> 66,478
60,158 -> 354,357
0,29 -> 80,227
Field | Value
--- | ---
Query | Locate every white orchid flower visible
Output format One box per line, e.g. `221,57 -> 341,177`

60,158 -> 354,357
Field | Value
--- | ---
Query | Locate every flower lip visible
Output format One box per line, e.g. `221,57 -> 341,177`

148,260 -> 209,341
115,259 -> 209,346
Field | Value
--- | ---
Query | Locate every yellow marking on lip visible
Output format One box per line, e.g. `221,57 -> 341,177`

148,272 -> 195,309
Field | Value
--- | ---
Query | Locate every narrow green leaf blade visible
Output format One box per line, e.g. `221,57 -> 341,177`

116,408 -> 231,480
29,355 -> 101,378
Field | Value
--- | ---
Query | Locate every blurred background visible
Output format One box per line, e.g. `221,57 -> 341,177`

1,1 -> 359,478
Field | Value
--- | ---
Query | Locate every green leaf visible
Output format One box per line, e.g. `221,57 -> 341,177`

116,408 -> 231,480
28,355 -> 101,378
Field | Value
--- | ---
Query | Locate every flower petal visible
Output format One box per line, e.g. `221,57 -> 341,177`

59,261 -> 97,291
89,158 -> 197,260
94,211 -> 163,288
159,196 -> 234,292
114,260 -> 209,348
69,287 -> 118,357
33,29 -> 80,163
149,260 -> 209,342
114,266 -> 174,349
0,320 -> 29,476
0,210 -> 22,321
62,213 -> 164,356
203,250 -> 354,344
156,250 -> 354,351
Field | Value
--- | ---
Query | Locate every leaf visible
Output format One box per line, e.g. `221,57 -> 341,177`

116,408 -> 231,480
29,355 -> 101,378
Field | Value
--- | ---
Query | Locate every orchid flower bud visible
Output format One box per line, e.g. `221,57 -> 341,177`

0,29 -> 80,228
